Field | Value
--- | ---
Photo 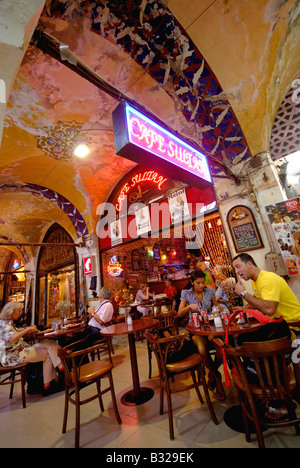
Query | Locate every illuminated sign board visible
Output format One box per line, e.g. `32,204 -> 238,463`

112,101 -> 212,189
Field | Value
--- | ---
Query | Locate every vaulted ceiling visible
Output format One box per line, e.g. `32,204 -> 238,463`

0,0 -> 299,268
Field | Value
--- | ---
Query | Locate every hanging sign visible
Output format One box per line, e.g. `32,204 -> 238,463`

135,205 -> 151,236
168,188 -> 190,224
110,219 -> 123,246
84,257 -> 93,275
112,101 -> 212,189
227,205 -> 264,253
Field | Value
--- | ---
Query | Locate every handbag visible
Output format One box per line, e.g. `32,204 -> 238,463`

222,309 -> 291,387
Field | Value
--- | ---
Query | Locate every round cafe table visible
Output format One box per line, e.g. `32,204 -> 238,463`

186,319 -> 262,337
100,317 -> 158,406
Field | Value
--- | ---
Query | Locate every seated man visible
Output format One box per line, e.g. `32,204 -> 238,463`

232,253 -> 300,338
84,287 -> 114,346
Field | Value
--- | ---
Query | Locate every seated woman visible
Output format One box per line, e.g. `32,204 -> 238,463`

135,282 -> 153,317
0,302 -> 64,395
178,270 -> 226,401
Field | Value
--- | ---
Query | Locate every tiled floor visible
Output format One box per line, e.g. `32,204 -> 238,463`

0,335 -> 300,449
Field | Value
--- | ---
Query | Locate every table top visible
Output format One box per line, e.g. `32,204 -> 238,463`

34,322 -> 86,339
100,317 -> 158,337
186,320 -> 262,337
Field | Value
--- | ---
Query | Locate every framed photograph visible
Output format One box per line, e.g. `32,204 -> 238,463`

227,205 -> 264,252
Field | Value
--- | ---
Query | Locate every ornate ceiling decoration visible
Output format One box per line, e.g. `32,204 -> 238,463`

0,183 -> 89,237
36,120 -> 87,161
46,0 -> 252,171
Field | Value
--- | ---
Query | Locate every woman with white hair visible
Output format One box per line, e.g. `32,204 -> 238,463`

0,301 -> 63,395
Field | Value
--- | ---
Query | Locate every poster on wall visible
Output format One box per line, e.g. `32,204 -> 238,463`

168,188 -> 190,224
227,205 -> 264,253
135,206 -> 151,236
110,219 -> 123,246
265,197 -> 300,276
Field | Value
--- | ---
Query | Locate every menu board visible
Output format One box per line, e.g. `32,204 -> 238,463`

227,205 -> 264,253
265,197 -> 300,276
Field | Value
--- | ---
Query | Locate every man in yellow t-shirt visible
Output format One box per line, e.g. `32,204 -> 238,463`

232,253 -> 300,334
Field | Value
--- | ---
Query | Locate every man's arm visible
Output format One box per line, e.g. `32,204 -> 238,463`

235,280 -> 278,316
240,292 -> 278,316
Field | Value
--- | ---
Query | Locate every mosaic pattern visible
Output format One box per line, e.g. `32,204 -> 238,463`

270,86 -> 300,160
47,0 -> 252,172
36,121 -> 86,162
0,236 -> 30,263
0,184 -> 89,238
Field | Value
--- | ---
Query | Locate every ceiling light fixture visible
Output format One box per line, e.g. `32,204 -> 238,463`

74,144 -> 90,158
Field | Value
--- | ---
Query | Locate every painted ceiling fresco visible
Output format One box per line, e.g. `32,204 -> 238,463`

0,0 -> 299,265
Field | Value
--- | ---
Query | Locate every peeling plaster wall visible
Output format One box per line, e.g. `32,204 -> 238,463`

0,0 -> 45,144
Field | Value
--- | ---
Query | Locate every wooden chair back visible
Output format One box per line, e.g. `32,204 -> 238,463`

224,337 -> 300,448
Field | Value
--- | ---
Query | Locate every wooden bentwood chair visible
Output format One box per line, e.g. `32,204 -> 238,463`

57,340 -> 121,448
219,337 -> 300,448
147,311 -> 179,379
0,362 -> 27,408
146,329 -> 218,440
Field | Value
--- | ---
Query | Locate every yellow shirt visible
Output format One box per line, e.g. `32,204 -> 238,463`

251,270 -> 300,323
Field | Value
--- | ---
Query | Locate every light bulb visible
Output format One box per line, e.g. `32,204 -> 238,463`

74,144 -> 90,158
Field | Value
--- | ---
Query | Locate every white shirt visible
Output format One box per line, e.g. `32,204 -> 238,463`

88,300 -> 114,330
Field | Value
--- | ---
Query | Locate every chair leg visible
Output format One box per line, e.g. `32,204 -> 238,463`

62,386 -> 70,434
165,379 -> 174,440
196,366 -> 218,426
21,368 -> 26,409
108,371 -> 122,425
147,342 -> 152,379
96,379 -> 105,412
159,385 -> 164,415
9,370 -> 15,400
75,388 -> 81,449
191,370 -> 204,404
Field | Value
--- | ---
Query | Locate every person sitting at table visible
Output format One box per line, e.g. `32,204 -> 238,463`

232,252 -> 300,421
84,287 -> 114,346
164,279 -> 180,311
135,282 -> 154,317
184,257 -> 216,290
232,253 -> 300,339
178,270 -> 226,401
0,301 -> 64,396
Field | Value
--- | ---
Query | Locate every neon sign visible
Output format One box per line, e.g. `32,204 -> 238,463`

113,101 -> 212,189
116,170 -> 168,212
107,256 -> 123,277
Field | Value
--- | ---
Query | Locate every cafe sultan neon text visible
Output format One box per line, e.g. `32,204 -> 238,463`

125,104 -> 212,184
116,171 -> 167,212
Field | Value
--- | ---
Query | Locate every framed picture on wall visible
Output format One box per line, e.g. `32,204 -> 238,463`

227,205 -> 264,252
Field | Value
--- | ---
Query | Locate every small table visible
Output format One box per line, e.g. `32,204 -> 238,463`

101,317 -> 158,406
33,323 -> 86,341
186,320 -> 262,338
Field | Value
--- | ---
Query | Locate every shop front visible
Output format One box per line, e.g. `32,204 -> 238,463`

97,101 -> 235,298
36,224 -> 79,327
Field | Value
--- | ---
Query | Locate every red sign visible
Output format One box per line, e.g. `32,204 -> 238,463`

285,198 -> 300,212
116,170 -> 168,212
113,101 -> 212,190
84,257 -> 93,275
